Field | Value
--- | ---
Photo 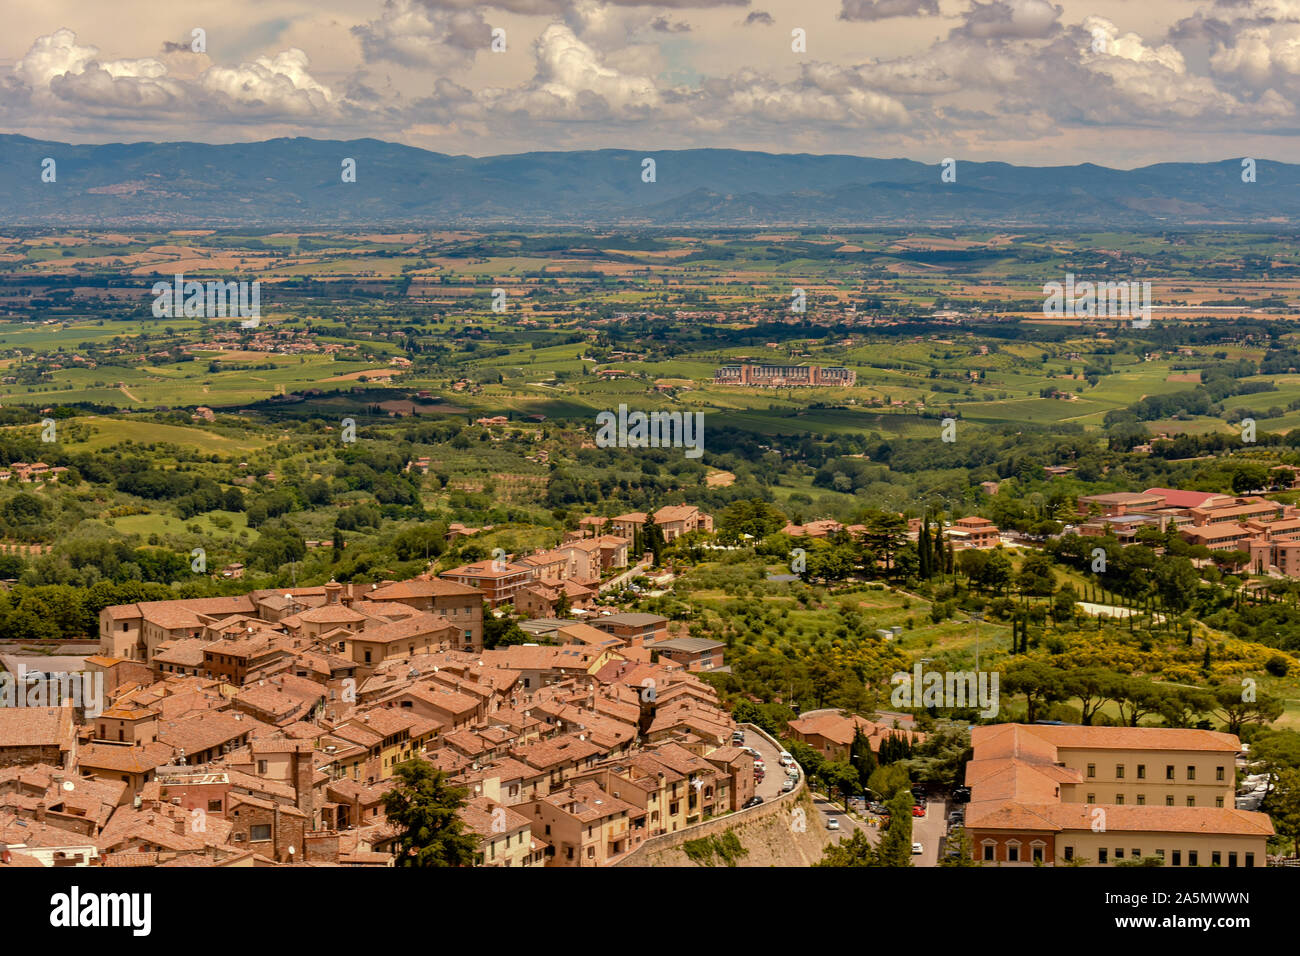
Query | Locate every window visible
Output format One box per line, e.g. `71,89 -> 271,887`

1087,763 -> 1096,778
207,800 -> 222,812
1172,851 -> 1181,867
250,824 -> 271,842
1215,797 -> 1224,808
1189,851 -> 1198,866
1246,852 -> 1255,868
1212,851 -> 1221,866
1228,852 -> 1238,868
1136,794 -> 1145,806
1131,848 -> 1140,859
257,760 -> 267,774
1114,848 -> 1124,859
982,843 -> 995,862
1032,845 -> 1044,863
1115,765 -> 1125,779
1165,795 -> 1175,807
1087,793 -> 1095,803
1216,766 -> 1225,782
1063,846 -> 1074,861
1187,765 -> 1196,781
1136,764 -> 1146,780
1115,795 -> 1124,805
1166,765 -> 1175,780
1007,843 -> 1020,862
1098,848 -> 1108,864
1186,796 -> 1195,807
1155,849 -> 1165,860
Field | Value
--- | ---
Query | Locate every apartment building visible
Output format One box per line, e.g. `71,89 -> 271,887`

438,560 -> 536,609
713,364 -> 857,387
365,579 -> 484,651
964,724 -> 1273,866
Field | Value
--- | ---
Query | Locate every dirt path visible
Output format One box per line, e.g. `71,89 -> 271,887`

119,385 -> 141,403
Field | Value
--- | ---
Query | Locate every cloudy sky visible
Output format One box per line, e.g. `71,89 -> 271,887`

4,0 -> 1300,166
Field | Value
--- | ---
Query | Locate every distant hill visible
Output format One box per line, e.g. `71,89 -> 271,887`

2,135 -> 1298,227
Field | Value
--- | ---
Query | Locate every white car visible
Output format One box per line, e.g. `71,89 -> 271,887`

826,818 -> 840,831
911,842 -> 923,855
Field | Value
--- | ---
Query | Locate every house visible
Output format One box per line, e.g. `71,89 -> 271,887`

523,780 -> 636,866
591,613 -> 670,645
646,637 -> 725,672
611,506 -> 713,543
0,706 -> 77,770
786,712 -> 924,763
944,516 -> 1000,550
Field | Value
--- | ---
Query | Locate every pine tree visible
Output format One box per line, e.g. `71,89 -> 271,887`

919,516 -> 931,579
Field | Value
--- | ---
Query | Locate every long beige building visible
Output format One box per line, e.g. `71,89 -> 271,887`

965,724 -> 1273,867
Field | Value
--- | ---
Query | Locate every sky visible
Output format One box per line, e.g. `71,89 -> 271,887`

3,0 -> 1300,167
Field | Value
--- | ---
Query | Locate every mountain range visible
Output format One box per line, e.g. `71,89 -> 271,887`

2,135 -> 1299,228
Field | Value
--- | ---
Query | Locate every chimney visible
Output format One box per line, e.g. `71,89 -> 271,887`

175,816 -> 187,836
34,801 -> 47,823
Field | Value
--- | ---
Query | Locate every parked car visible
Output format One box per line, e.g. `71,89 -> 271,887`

911,842 -> 924,855
782,778 -> 795,793
826,817 -> 840,831
911,804 -> 926,817
743,796 -> 764,809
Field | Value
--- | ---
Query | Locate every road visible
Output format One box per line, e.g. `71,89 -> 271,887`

599,561 -> 651,594
737,721 -> 949,864
737,722 -> 789,802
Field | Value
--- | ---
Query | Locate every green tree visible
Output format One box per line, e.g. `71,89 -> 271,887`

815,828 -> 881,867
1263,767 -> 1300,857
1211,685 -> 1284,736
867,763 -> 910,800
939,826 -> 978,867
877,789 -> 915,866
381,760 -> 479,867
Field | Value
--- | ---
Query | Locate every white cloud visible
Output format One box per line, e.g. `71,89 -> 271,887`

201,49 -> 335,116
